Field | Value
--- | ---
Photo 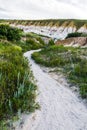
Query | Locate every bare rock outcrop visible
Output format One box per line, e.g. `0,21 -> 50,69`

56,37 -> 87,47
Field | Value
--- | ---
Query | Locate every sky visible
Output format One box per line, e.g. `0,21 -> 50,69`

0,0 -> 87,20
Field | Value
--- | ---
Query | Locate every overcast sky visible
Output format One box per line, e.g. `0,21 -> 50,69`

0,0 -> 87,20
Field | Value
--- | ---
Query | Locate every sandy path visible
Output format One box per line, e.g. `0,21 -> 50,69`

16,50 -> 87,130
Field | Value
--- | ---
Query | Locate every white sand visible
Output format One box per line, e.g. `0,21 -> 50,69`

16,50 -> 87,130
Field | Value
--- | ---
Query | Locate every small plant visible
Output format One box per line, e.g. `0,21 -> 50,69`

48,39 -> 54,46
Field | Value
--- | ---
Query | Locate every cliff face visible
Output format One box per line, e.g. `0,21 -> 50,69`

56,37 -> 87,47
10,19 -> 87,40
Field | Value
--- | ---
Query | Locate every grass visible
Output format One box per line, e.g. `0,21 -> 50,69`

0,26 -> 43,129
32,45 -> 87,98
0,42 -> 39,129
15,32 -> 45,52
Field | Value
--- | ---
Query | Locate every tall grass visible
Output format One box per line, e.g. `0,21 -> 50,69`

0,25 -> 41,129
0,42 -> 38,129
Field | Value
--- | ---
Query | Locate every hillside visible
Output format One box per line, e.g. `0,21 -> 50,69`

0,24 -> 46,129
0,21 -> 87,130
56,37 -> 87,47
5,19 -> 87,40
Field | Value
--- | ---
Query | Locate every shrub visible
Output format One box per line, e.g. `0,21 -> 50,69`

48,39 -> 54,46
0,24 -> 22,41
36,37 -> 45,45
66,32 -> 82,39
0,44 -> 38,120
26,39 -> 43,50
81,33 -> 87,37
80,84 -> 87,98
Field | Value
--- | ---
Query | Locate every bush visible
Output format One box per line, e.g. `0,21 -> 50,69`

0,24 -> 22,41
26,39 -> 43,50
81,33 -> 87,37
80,84 -> 87,98
0,44 -> 38,120
48,39 -> 54,46
66,32 -> 82,39
36,37 -> 45,45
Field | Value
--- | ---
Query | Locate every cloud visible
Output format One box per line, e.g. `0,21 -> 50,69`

0,0 -> 87,19
0,7 -> 6,12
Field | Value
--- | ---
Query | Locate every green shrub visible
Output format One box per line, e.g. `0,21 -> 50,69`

36,37 -> 45,45
74,62 -> 87,77
81,33 -> 87,37
80,84 -> 87,98
0,44 -> 38,120
66,32 -> 82,38
26,38 -> 43,50
48,39 -> 54,46
0,24 -> 22,41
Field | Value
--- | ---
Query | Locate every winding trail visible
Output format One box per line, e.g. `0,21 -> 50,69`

18,50 -> 87,130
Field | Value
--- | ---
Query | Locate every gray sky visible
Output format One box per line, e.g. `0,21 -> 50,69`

0,0 -> 87,19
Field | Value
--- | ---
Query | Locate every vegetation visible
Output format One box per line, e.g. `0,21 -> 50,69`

0,25 -> 45,53
0,24 -> 22,41
81,33 -> 87,37
15,32 -> 45,52
32,45 -> 87,98
66,32 -> 87,39
0,21 -> 87,128
0,25 -> 42,129
48,39 -> 55,46
66,32 -> 82,38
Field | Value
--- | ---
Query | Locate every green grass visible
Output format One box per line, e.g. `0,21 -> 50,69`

32,45 -> 87,98
0,42 -> 39,117
0,26 -> 42,129
15,32 -> 45,52
0,41 -> 39,129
